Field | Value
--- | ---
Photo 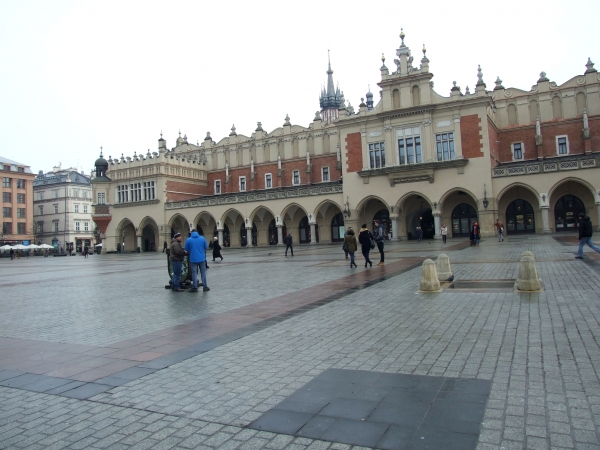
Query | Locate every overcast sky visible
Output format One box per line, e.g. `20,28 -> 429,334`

1,0 -> 598,175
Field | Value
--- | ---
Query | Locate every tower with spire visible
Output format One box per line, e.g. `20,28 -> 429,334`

319,51 -> 344,125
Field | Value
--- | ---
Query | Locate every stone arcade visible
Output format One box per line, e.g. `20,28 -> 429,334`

91,31 -> 600,252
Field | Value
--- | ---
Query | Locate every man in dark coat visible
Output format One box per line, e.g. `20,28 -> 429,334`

170,233 -> 186,291
284,233 -> 294,257
576,213 -> 600,259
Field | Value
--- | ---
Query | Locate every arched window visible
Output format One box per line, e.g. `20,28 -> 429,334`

331,212 -> 345,242
251,223 -> 257,246
222,224 -> 230,247
529,100 -> 539,123
411,86 -> 420,106
506,199 -> 535,234
554,195 -> 585,231
239,223 -> 247,246
507,104 -> 518,125
552,96 -> 562,119
393,89 -> 400,109
576,92 -> 586,116
451,203 -> 477,237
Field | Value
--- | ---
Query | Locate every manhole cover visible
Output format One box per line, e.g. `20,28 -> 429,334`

450,280 -> 515,290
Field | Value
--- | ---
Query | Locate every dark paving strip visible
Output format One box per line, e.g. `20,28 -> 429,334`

249,368 -> 491,449
0,257 -> 426,399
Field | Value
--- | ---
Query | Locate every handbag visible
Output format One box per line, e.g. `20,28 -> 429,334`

370,237 -> 376,249
342,242 -> 349,252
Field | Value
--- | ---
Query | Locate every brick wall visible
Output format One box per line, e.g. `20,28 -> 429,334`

493,116 -> 599,162
166,180 -> 210,202
206,155 -> 340,195
460,114 -> 484,158
346,132 -> 363,172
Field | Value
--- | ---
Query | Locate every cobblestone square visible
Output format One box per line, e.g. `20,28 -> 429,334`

1,236 -> 600,449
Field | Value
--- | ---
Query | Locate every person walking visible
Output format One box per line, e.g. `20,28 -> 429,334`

169,233 -> 186,292
163,240 -> 167,253
440,223 -> 448,244
9,248 -> 14,260
343,227 -> 358,268
284,233 -> 294,257
83,246 -> 89,258
415,226 -> 422,242
495,219 -> 504,242
358,224 -> 374,268
374,219 -> 385,266
576,213 -> 600,260
185,230 -> 209,292
343,229 -> 349,259
212,237 -> 223,261
472,221 -> 481,246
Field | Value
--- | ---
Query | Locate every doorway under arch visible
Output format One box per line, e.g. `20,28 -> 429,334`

506,199 -> 535,234
331,212 -> 345,242
299,216 -> 319,243
554,195 -> 585,231
451,203 -> 477,237
268,219 -> 278,245
373,209 -> 392,237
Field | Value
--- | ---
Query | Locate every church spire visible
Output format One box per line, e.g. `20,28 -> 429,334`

319,51 -> 343,125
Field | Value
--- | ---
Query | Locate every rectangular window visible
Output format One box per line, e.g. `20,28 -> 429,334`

129,183 -> 141,202
38,191 -> 44,200
84,222 -> 89,231
557,136 -> 569,155
39,206 -> 44,215
512,142 -> 523,160
17,193 -> 24,203
2,165 -> 10,171
53,204 -> 59,214
83,205 -> 88,213
75,221 -> 80,231
239,177 -> 246,192
17,208 -> 25,218
73,189 -> 79,197
322,167 -> 330,182
97,192 -> 106,204
2,192 -> 10,202
3,207 -> 11,217
117,185 -> 129,203
17,223 -> 25,234
368,142 -> 386,168
398,128 -> 423,165
74,204 -> 79,213
436,133 -> 455,161
293,170 -> 300,185
214,180 -> 221,194
17,167 -> 24,173
143,181 -> 155,200
2,222 -> 12,235
53,222 -> 58,232
265,173 -> 272,189
52,190 -> 58,198
16,179 -> 25,189
2,178 -> 10,188
39,222 -> 45,233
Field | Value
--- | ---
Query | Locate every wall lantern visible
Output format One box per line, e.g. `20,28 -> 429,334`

343,197 -> 351,218
483,184 -> 489,210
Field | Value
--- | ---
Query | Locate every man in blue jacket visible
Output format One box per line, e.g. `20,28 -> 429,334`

184,230 -> 210,292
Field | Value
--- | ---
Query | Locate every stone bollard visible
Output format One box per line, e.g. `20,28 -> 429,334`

516,252 -> 541,291
436,253 -> 453,281
420,259 -> 441,291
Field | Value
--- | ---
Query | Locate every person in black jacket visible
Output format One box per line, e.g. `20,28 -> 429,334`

212,237 -> 223,261
576,213 -> 600,259
358,224 -> 374,268
284,233 -> 293,257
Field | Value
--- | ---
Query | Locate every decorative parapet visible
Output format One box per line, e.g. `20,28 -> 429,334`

113,199 -> 160,209
165,183 -> 343,210
492,154 -> 598,177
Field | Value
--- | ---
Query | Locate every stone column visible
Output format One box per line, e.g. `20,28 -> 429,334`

433,213 -> 441,240
390,214 -> 399,241
541,207 -> 551,234
245,227 -> 253,247
309,222 -> 317,244
137,235 -> 142,251
277,225 -> 284,246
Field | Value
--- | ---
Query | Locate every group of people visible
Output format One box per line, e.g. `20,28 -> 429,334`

343,220 -> 386,268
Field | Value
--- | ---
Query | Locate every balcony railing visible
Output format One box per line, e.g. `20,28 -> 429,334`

492,153 -> 598,178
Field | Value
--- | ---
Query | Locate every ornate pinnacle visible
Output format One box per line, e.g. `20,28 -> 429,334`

477,64 -> 485,86
494,76 -> 504,90
585,57 -> 597,73
400,28 -> 405,45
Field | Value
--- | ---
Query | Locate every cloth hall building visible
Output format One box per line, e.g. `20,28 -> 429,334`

91,32 -> 600,252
